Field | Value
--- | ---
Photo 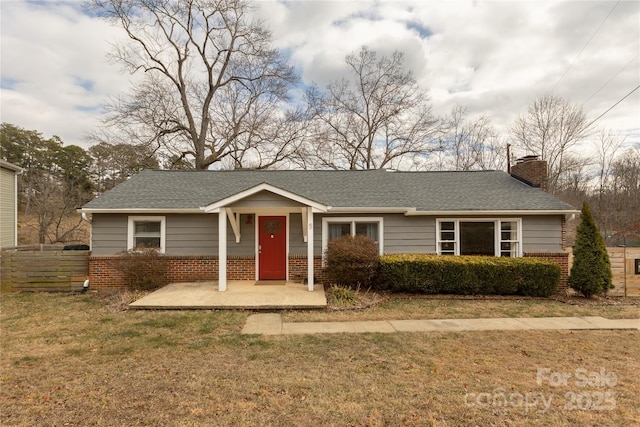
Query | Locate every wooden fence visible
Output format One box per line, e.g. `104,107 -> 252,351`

1,250 -> 89,292
607,247 -> 640,297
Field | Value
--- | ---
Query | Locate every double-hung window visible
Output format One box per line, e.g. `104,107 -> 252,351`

436,218 -> 521,257
499,220 -> 520,257
128,216 -> 166,253
322,217 -> 383,255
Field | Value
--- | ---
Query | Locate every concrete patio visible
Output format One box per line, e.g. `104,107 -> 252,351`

129,280 -> 327,310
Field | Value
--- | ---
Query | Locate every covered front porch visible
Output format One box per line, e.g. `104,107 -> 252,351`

129,280 -> 327,310
201,183 -> 329,293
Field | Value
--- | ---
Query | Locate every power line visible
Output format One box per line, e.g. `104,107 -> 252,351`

551,0 -> 621,92
581,52 -> 640,106
585,84 -> 640,129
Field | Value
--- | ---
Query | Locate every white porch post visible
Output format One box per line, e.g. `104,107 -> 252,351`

218,208 -> 227,291
306,207 -> 314,291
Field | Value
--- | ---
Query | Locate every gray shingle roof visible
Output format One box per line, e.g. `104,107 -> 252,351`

81,169 -> 576,212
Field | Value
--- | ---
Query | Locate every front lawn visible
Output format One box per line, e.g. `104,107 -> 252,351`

1,292 -> 638,426
282,293 -> 640,322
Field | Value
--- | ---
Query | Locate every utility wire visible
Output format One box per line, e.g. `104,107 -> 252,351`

585,84 -> 640,129
551,0 -> 620,92
581,53 -> 640,106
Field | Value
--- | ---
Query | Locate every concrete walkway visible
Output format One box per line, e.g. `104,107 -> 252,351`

241,314 -> 639,335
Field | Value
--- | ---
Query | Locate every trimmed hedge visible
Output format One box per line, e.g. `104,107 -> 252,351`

377,254 -> 560,297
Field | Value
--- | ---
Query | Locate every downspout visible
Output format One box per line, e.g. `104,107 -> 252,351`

81,212 -> 92,225
81,211 -> 92,292
14,165 -> 24,247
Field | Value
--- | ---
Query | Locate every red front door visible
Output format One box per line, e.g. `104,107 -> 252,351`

258,216 -> 286,280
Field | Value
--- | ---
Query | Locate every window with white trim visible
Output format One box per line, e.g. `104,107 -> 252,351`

128,216 -> 166,253
436,219 -> 521,257
499,220 -> 519,257
322,217 -> 383,255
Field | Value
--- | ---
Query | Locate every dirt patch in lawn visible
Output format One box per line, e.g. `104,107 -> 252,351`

2,292 -> 639,426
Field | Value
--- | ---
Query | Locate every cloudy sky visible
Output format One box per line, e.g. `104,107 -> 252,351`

1,0 -> 639,155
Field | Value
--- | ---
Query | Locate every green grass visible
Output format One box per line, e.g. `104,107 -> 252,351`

1,292 -> 638,427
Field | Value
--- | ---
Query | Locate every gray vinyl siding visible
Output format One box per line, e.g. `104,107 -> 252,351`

89,212 -> 565,257
288,213 -> 324,255
308,213 -> 436,255
0,167 -> 17,248
383,215 -> 435,254
227,214 -> 256,255
167,214 -> 257,255
230,191 -> 305,208
521,215 -> 563,252
166,215 -> 217,255
91,213 -> 253,256
288,213 -> 308,255
91,214 -> 128,255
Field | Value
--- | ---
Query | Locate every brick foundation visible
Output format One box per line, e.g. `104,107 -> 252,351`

227,256 -> 255,281
91,252 -> 568,292
524,252 -> 569,291
89,254 -> 324,289
289,255 -> 326,284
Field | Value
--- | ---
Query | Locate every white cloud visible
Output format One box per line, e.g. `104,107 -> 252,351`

1,1 -> 126,147
1,0 -> 638,152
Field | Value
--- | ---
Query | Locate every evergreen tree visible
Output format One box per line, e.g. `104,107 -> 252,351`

569,202 -> 613,298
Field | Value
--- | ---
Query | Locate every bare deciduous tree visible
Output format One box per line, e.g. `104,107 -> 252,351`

510,93 -> 592,193
588,129 -> 625,238
305,46 -> 441,170
28,172 -> 89,244
592,129 -> 625,201
438,106 -> 505,171
553,154 -> 591,206
607,148 -> 640,245
89,0 -> 298,169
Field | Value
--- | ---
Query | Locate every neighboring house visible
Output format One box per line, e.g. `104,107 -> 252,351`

80,157 -> 577,291
0,160 -> 23,248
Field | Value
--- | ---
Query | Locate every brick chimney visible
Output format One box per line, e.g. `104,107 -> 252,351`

510,155 -> 548,191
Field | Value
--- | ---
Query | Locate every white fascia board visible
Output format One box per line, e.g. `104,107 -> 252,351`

78,208 -> 203,214
327,207 -> 416,214
0,160 -> 24,173
200,182 -> 328,213
405,209 -> 580,216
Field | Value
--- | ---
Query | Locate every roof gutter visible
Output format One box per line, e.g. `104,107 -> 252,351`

77,207 -> 579,216
0,160 -> 24,173
328,207 -> 416,214
78,208 -> 204,214
404,209 -> 580,216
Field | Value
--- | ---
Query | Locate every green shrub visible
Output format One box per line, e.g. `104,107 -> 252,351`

325,234 -> 380,290
378,254 -> 560,297
569,202 -> 613,298
112,249 -> 169,291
